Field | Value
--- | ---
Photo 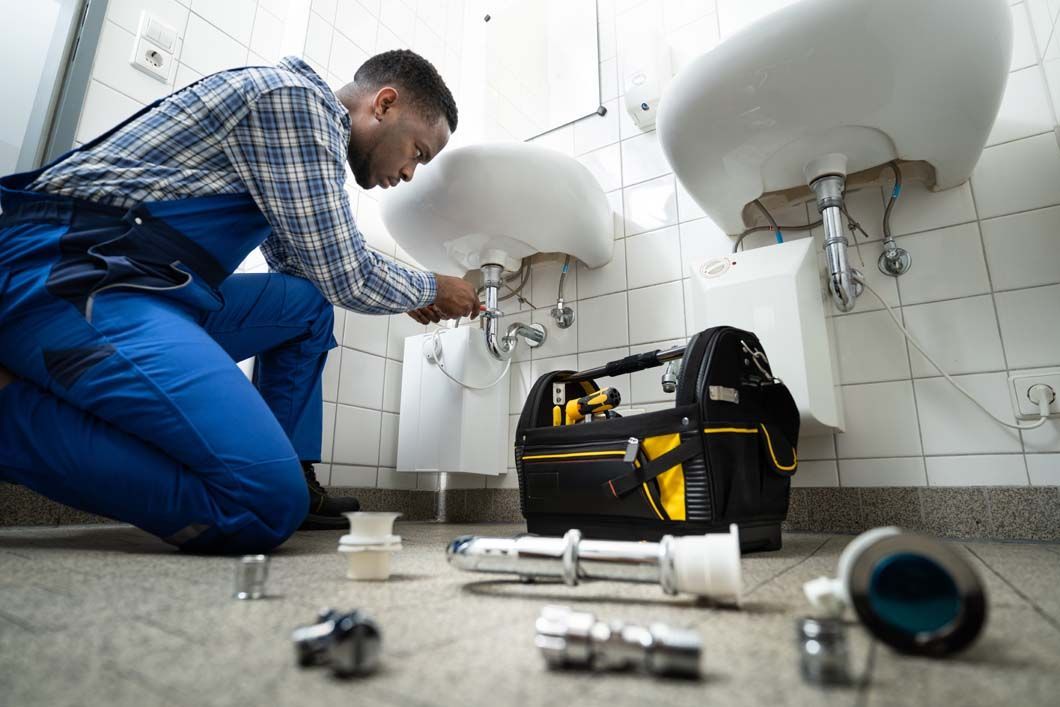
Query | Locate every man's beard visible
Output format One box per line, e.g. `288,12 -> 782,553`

348,148 -> 372,189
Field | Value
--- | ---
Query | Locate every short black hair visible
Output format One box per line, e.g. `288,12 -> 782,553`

354,49 -> 458,133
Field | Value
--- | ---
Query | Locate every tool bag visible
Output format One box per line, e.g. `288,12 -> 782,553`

514,326 -> 800,552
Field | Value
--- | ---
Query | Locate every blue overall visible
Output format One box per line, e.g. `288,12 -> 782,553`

0,86 -> 337,553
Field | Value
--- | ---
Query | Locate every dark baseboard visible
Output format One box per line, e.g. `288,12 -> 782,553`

4,482 -> 1058,542
440,486 -> 1060,543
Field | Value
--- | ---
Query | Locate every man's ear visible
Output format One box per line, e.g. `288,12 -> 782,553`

373,86 -> 399,121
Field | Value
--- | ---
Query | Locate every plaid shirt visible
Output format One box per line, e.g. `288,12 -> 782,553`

28,56 -> 436,315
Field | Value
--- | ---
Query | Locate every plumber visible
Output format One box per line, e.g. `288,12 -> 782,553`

0,50 -> 478,552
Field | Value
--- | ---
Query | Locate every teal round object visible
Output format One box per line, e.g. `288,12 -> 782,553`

867,553 -> 961,635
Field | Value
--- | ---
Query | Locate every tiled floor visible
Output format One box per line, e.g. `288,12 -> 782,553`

1,522 -> 1058,706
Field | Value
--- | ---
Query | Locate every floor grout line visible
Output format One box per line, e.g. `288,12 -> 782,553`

744,536 -> 833,597
963,545 -> 1060,635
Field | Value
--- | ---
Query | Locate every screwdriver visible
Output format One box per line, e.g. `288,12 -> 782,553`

564,387 -> 622,425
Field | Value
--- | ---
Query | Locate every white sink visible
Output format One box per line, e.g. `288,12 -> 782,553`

380,142 -> 613,276
657,0 -> 1011,235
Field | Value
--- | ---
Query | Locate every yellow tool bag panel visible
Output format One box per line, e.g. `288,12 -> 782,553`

514,326 -> 800,553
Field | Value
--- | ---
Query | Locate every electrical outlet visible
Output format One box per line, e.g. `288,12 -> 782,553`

129,12 -> 176,83
1009,371 -> 1060,420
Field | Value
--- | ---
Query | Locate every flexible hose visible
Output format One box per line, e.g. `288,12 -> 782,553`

428,328 -> 511,390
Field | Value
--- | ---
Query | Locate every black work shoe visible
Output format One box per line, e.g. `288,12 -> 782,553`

300,462 -> 360,530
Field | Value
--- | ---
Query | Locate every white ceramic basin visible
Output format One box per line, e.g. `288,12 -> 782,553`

380,142 -> 613,276
657,0 -> 1011,235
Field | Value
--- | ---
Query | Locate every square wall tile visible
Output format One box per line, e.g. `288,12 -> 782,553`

322,349 -> 341,402
578,239 -> 628,298
600,56 -> 619,102
887,181 -> 977,237
623,174 -> 678,236
895,223 -> 991,304
181,13 -> 248,75
839,458 -> 927,487
625,226 -> 682,289
531,255 -> 577,308
986,65 -> 1055,146
387,313 -> 424,359
981,205 -> 1060,291
76,81 -> 142,145
926,455 -> 1029,486
377,467 -> 417,490
678,217 -> 732,264
330,465 -> 377,487
382,359 -> 402,413
322,401 -> 336,463
791,460 -> 839,487
667,14 -> 721,73
343,309 -> 389,356
628,281 -> 685,344
607,190 -> 626,238
332,405 -> 381,466
620,131 -> 671,185
251,7 -> 286,62
1026,454 -> 1060,484
902,295 -> 1007,377
972,132 -> 1060,219
915,373 -> 1023,455
675,178 -> 707,222
577,293 -> 630,351
379,412 -> 398,468
380,0 -> 415,41
509,361 -> 533,414
107,0 -> 189,35
995,284 -> 1060,368
530,354 -> 580,381
833,309 -> 910,384
1010,1 -> 1039,70
798,433 -> 836,460
310,0 -> 336,23
835,381 -> 922,458
191,0 -> 255,44
577,143 -> 622,193
337,348 -> 385,408
329,31 -> 369,78
531,307 -> 578,358
532,123 -> 575,155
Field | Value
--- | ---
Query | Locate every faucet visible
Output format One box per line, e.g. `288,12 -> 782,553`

480,263 -> 547,360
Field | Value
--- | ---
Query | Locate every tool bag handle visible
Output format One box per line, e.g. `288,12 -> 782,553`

559,349 -> 669,382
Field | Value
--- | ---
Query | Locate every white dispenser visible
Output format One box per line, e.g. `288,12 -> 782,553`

687,239 -> 843,435
622,29 -> 672,131
397,326 -> 510,475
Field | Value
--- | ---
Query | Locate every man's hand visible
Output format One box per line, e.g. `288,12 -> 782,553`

408,274 -> 479,324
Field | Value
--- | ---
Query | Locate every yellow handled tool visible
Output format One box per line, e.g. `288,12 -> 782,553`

565,387 -> 622,424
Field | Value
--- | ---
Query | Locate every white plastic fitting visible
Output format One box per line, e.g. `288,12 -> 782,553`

338,512 -> 402,581
670,524 -> 742,604
1029,383 -> 1056,418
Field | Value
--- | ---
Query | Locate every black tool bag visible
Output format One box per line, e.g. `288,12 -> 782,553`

514,326 -> 800,552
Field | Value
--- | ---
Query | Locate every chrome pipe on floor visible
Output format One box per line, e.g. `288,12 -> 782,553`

446,527 -> 742,603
